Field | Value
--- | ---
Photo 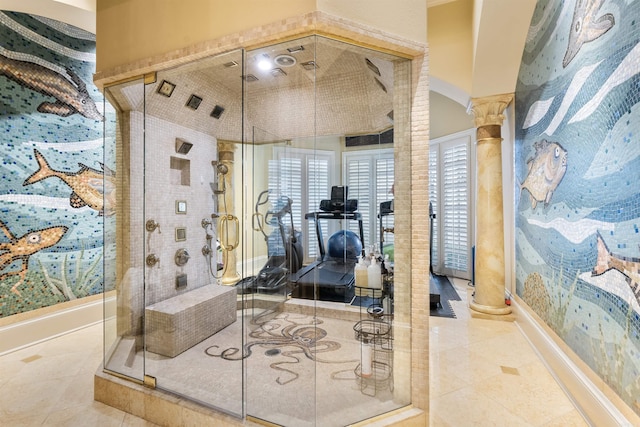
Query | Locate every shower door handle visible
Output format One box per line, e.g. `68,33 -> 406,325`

219,214 -> 239,251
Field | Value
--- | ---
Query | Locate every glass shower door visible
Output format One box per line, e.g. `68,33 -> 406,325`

140,50 -> 244,416
102,77 -> 146,385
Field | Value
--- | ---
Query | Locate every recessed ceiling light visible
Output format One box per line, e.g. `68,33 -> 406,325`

223,61 -> 238,68
257,58 -> 272,71
274,55 -> 297,67
287,46 -> 305,53
242,74 -> 258,82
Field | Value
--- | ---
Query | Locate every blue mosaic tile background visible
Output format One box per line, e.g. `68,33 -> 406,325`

515,0 -> 640,414
0,11 -> 114,317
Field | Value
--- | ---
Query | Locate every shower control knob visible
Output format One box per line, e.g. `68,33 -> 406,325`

146,254 -> 160,267
175,249 -> 190,266
146,220 -> 160,232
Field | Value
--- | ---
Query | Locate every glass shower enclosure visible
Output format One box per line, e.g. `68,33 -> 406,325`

102,35 -> 411,426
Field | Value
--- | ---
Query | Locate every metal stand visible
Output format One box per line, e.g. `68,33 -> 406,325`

353,286 -> 393,396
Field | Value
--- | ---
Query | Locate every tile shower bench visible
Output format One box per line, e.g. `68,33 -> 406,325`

145,285 -> 237,358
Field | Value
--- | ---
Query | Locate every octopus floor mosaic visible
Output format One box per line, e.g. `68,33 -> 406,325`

106,309 -> 401,427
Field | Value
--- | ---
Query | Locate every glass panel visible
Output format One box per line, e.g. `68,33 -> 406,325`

243,36 -> 319,426
141,50 -> 244,415
246,126 -> 293,308
102,77 -> 146,383
244,35 -> 411,426
103,33 -> 412,427
314,36 -> 411,425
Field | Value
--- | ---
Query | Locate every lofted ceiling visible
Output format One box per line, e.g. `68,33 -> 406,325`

106,36 -> 402,142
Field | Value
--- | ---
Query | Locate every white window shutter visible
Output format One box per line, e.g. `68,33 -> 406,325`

429,145 -> 439,270
344,149 -> 394,251
441,142 -> 469,273
270,148 -> 333,261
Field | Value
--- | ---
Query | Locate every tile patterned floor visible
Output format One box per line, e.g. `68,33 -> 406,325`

0,278 -> 588,426
429,278 -> 588,427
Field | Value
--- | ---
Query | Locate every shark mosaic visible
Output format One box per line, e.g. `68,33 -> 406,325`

0,11 -> 111,317
515,0 -> 640,414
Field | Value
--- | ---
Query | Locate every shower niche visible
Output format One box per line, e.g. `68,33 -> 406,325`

169,156 -> 190,186
101,35 -> 412,426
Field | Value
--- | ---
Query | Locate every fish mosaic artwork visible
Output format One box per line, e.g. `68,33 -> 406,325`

0,11 -> 109,316
563,0 -> 615,68
515,0 -> 640,415
23,149 -> 116,216
592,231 -> 640,303
519,139 -> 568,209
0,52 -> 103,121
0,219 -> 68,295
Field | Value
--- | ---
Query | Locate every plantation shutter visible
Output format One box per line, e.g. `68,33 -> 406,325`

376,157 -> 394,249
441,141 -> 469,273
271,148 -> 333,261
345,157 -> 371,248
429,145 -> 439,270
344,149 -> 394,251
307,157 -> 330,259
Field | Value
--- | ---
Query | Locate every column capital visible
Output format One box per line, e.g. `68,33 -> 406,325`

469,93 -> 514,128
217,140 -> 237,162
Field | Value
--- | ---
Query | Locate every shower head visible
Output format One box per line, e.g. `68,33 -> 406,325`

213,162 -> 229,175
175,138 -> 193,154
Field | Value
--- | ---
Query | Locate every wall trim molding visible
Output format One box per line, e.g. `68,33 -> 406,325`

513,297 -> 635,426
0,293 -> 115,356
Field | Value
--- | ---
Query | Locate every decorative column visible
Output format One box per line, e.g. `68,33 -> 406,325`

468,94 -> 513,316
217,141 -> 241,285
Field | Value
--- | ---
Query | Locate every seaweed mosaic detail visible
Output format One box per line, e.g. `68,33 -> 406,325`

0,11 -> 110,317
515,0 -> 640,414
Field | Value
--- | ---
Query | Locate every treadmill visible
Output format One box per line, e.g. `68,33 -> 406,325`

290,187 -> 365,302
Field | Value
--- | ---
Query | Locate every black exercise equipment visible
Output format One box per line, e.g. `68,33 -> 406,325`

290,186 -> 365,302
236,190 -> 303,294
319,185 -> 358,213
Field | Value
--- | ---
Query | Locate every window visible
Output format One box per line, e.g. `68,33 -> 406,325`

429,130 -> 474,279
270,147 -> 335,261
343,149 -> 394,251
429,145 -> 439,269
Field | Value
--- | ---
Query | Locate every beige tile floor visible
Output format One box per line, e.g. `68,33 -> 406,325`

430,278 -> 588,427
0,279 -> 588,427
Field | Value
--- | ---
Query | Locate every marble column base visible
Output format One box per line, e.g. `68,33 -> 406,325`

221,274 -> 241,286
469,300 -> 513,316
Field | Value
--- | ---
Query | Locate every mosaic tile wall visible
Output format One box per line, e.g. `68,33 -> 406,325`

0,11 -> 109,317
130,110 -> 218,307
515,0 -> 640,414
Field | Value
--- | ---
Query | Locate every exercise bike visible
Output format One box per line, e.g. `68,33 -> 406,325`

236,190 -> 303,294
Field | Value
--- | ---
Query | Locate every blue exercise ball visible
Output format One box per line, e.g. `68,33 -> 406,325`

327,230 -> 362,260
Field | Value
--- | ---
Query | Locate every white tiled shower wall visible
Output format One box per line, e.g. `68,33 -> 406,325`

128,111 -> 218,309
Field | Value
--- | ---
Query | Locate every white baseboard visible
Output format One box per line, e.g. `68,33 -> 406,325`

513,297 -> 635,427
0,294 -> 116,356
